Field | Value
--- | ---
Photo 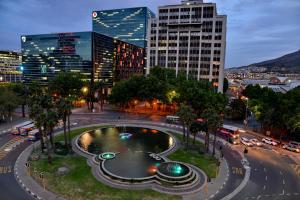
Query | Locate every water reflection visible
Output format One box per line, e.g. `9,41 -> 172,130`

78,127 -> 172,155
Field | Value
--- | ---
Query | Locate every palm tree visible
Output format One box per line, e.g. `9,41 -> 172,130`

190,121 -> 205,145
176,104 -> 196,149
49,72 -> 83,152
202,107 -> 223,156
28,94 -> 55,163
28,99 -> 45,153
55,98 -> 69,151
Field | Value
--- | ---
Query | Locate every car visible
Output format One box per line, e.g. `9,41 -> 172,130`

283,144 -> 300,153
241,137 -> 253,147
262,138 -> 278,146
289,141 -> 300,148
250,139 -> 263,146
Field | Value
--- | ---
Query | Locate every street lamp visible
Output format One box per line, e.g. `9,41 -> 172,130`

82,87 -> 88,94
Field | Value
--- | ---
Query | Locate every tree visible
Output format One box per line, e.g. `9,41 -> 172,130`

11,83 -> 29,118
202,107 -> 223,156
49,72 -> 83,152
0,88 -> 19,122
190,121 -> 205,145
176,104 -> 196,149
228,99 -> 246,120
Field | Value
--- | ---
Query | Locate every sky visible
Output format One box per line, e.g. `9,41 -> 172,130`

0,0 -> 299,68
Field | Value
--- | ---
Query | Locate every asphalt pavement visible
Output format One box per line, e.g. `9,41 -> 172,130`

0,132 -> 33,200
232,146 -> 300,200
0,109 -> 299,200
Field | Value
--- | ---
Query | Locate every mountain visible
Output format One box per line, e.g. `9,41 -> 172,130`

232,50 -> 300,73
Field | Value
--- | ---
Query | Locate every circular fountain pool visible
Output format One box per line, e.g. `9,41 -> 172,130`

75,126 -> 203,191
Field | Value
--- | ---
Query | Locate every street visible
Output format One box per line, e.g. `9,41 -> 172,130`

0,110 -> 299,200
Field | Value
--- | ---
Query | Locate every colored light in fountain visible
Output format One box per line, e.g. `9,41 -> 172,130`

151,129 -> 158,134
142,129 -> 148,133
100,152 -> 116,160
119,133 -> 132,140
147,165 -> 158,174
172,164 -> 183,174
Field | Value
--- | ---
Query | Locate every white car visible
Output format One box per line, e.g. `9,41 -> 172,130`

283,144 -> 300,153
262,138 -> 278,146
241,137 -> 253,147
250,139 -> 263,146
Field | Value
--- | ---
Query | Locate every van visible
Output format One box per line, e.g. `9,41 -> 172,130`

166,115 -> 180,124
20,123 -> 35,136
12,121 -> 33,135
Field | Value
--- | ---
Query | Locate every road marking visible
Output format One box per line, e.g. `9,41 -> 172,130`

263,168 -> 266,172
282,179 -> 285,185
257,195 -> 261,199
263,185 -> 266,190
0,165 -> 12,174
0,136 -> 25,160
265,176 -> 267,181
232,167 -> 243,175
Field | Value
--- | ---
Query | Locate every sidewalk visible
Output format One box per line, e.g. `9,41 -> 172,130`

183,158 -> 229,200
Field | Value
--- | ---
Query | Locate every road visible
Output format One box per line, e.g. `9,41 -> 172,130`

0,132 -> 33,200
229,130 -> 300,200
0,110 -> 299,200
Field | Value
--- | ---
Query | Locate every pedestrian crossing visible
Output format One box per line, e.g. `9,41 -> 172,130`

0,136 -> 25,160
0,165 -> 13,174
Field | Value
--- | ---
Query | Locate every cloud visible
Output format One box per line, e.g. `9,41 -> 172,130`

0,0 -> 299,67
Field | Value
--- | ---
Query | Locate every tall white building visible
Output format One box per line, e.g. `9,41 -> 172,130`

147,0 -> 226,92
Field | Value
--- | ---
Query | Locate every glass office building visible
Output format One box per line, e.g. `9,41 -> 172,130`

21,32 -> 144,86
92,7 -> 155,48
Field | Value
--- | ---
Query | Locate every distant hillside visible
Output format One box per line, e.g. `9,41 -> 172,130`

233,50 -> 300,73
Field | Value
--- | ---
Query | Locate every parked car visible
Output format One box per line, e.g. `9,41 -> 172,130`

241,137 -> 253,147
289,141 -> 300,148
250,139 -> 263,146
283,144 -> 300,153
262,138 -> 278,146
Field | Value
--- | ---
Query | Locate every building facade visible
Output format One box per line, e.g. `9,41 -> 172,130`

0,51 -> 22,83
21,32 -> 144,87
92,7 -> 155,48
147,0 -> 226,92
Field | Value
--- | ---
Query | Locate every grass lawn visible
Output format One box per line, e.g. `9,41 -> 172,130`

29,126 -> 218,200
168,132 -> 219,178
168,149 -> 218,178
30,126 -> 180,200
30,156 -> 179,200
